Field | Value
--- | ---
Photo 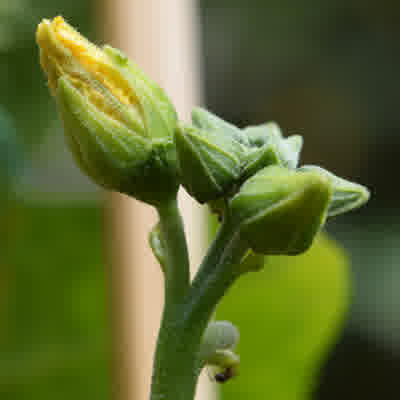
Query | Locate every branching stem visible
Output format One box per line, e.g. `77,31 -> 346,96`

150,211 -> 247,400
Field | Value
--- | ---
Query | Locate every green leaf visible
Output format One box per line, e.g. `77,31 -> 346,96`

217,233 -> 350,400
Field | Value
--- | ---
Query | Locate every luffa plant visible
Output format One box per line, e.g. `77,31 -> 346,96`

36,16 -> 369,400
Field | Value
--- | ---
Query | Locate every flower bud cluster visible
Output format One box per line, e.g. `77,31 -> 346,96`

175,108 -> 368,255
37,16 -> 369,256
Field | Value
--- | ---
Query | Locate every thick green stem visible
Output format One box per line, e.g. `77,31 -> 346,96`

150,197 -> 193,400
150,213 -> 247,400
157,197 -> 191,305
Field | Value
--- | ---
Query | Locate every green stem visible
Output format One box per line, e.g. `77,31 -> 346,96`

150,196 -> 194,400
183,217 -> 248,337
189,217 -> 240,298
150,213 -> 247,400
157,196 -> 191,305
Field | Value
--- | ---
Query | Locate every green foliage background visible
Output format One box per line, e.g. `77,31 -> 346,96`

1,204 -> 111,399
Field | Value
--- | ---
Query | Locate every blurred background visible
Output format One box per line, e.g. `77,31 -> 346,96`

1,0 -> 399,399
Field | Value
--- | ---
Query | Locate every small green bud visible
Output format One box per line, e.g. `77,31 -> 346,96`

176,110 -> 305,204
36,16 -> 179,205
200,321 -> 239,367
230,165 -> 332,255
175,108 -> 248,203
299,165 -> 370,216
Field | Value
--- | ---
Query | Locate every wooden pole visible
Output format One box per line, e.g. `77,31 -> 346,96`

101,1 -> 214,399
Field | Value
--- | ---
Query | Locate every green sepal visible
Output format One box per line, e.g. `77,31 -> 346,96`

57,76 -> 179,205
299,165 -> 370,217
207,350 -> 240,370
131,138 -> 179,205
278,134 -> 303,169
103,45 -> 178,141
240,144 -> 281,183
244,122 -> 281,147
175,120 -> 246,203
192,107 -> 249,146
230,165 -> 332,255
240,123 -> 303,185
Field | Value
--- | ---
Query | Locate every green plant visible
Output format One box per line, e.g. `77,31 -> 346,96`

36,16 -> 369,400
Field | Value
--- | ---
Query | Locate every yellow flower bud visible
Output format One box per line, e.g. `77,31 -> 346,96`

36,16 -> 179,205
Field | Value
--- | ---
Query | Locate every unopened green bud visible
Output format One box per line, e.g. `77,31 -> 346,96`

200,321 -> 239,368
176,110 -> 305,204
299,165 -> 370,216
230,165 -> 332,255
36,16 -> 179,205
243,123 -> 303,173
175,108 -> 247,203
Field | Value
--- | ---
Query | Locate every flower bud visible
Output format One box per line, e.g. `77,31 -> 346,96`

175,108 -> 248,203
230,165 -> 332,255
243,123 -> 303,174
36,16 -> 179,205
202,321 -> 239,354
200,321 -> 240,369
176,109 -> 305,204
299,165 -> 370,216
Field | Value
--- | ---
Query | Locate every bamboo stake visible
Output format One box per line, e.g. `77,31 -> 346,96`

101,1 -> 214,399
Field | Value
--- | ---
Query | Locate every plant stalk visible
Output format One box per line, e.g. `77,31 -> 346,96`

150,212 -> 247,400
156,197 -> 191,306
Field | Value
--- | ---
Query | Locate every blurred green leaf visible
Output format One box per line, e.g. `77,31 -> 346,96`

217,233 -> 349,400
1,203 -> 110,400
0,106 -> 19,188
